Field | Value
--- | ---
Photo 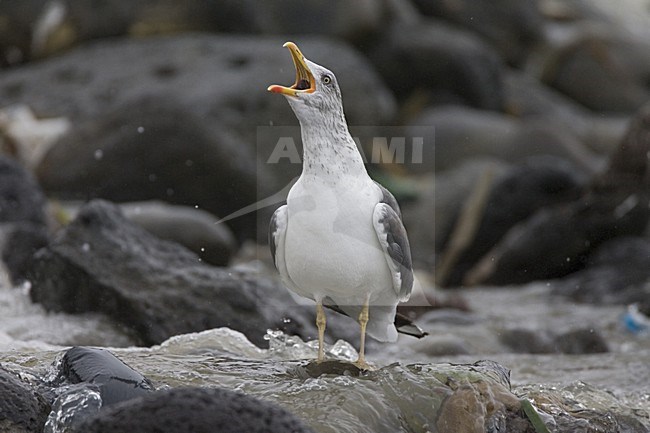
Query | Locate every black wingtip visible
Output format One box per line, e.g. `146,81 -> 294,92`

395,312 -> 428,339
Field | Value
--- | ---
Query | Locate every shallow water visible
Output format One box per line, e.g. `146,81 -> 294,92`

1,265 -> 649,431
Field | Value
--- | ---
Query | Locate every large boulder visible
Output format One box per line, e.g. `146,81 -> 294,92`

368,19 -> 504,111
465,102 -> 650,285
120,201 -> 237,266
37,95 -> 267,241
551,236 -> 650,310
414,0 -> 544,64
540,31 -> 650,113
75,386 -> 315,433
438,157 -> 587,287
406,105 -> 601,174
1,0 -> 394,66
0,34 -> 395,240
0,34 -> 395,142
27,200 -> 346,347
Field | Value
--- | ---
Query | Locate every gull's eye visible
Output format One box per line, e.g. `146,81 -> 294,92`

322,75 -> 332,85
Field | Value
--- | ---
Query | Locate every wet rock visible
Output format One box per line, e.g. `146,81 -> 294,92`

120,201 -> 237,266
541,31 -> 650,113
0,366 -> 50,433
466,102 -> 650,285
523,382 -> 650,433
27,200 -> 348,347
301,360 -> 363,378
417,0 -> 544,64
434,361 -> 531,433
368,19 -> 504,111
51,347 -> 154,406
75,387 -> 315,433
407,105 -> 599,174
438,157 -> 586,286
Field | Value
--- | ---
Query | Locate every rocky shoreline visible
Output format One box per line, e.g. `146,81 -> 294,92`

1,0 -> 650,432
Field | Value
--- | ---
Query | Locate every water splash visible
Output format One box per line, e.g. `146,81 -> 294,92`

43,385 -> 102,433
264,329 -> 357,362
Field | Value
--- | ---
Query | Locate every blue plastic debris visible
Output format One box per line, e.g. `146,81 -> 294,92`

623,304 -> 650,334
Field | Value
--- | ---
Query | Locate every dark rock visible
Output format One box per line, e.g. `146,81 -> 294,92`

407,105 -> 600,174
502,69 -> 591,124
0,0 -> 43,67
551,236 -> 650,308
62,1 -> 256,42
554,328 -> 609,354
0,156 -> 46,225
0,222 -> 49,284
368,19 -> 504,111
75,387 -> 315,433
37,95 -> 268,241
26,200 -> 349,346
466,195 -> 648,285
439,157 -> 586,286
0,366 -> 50,433
415,0 -> 544,65
51,347 -> 154,406
0,156 -> 49,284
402,159 -> 510,267
0,34 -> 394,240
541,31 -> 650,113
4,0 -> 392,65
500,328 -> 556,354
253,0 -> 387,44
0,1 -> 258,65
0,34 -> 394,141
500,327 -> 609,354
465,102 -> 650,285
301,360 -> 363,378
120,201 -> 237,266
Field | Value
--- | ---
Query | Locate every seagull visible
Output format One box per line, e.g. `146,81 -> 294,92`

268,42 -> 423,369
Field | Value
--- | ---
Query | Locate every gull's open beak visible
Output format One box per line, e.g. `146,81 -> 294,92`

268,42 -> 316,97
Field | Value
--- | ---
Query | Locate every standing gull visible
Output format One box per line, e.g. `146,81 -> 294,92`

268,42 -> 422,369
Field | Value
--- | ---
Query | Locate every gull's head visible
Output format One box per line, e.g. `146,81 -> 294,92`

268,42 -> 344,123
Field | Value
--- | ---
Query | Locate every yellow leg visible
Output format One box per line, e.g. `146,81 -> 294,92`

316,301 -> 326,362
355,298 -> 371,370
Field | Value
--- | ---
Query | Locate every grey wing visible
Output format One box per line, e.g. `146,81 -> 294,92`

374,181 -> 402,218
268,205 -> 286,270
373,202 -> 414,302
269,205 -> 308,298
